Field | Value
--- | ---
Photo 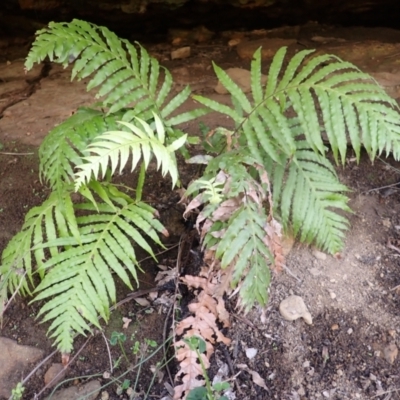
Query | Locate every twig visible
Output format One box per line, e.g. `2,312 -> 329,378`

387,241 -> 400,255
221,344 -> 235,376
232,314 -> 258,330
0,152 -> 34,156
370,387 -> 400,398
163,303 -> 174,387
282,263 -> 302,283
364,182 -> 400,194
137,242 -> 180,264
100,330 -> 114,373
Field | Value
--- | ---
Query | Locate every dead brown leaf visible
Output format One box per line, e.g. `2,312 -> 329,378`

122,317 -> 132,329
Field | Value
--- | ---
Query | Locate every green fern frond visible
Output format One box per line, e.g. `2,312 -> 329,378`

194,47 -> 400,165
33,194 -> 166,353
75,114 -> 186,190
0,191 -> 78,294
275,49 -> 400,163
193,49 -> 298,163
39,107 -> 124,193
275,141 -> 351,253
25,19 -> 207,124
210,201 -> 272,309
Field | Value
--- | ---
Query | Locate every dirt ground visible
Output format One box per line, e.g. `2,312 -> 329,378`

2,22 -> 400,400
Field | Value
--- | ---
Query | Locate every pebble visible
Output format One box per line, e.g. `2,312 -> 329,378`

279,295 -> 313,325
171,46 -> 191,60
329,292 -> 337,299
228,38 -> 241,47
331,324 -> 339,331
347,328 -> 353,334
312,249 -> 327,261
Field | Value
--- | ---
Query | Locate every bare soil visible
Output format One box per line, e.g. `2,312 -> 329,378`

1,23 -> 400,400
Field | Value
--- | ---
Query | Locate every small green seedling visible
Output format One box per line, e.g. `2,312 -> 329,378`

110,331 -> 129,364
185,336 -> 230,400
11,382 -> 25,400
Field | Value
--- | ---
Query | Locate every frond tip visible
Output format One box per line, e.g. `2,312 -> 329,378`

74,113 -> 186,190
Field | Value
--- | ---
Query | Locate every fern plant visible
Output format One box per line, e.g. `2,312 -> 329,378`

190,47 -> 400,255
1,18 -> 400,355
1,19 -> 204,354
181,46 -> 400,308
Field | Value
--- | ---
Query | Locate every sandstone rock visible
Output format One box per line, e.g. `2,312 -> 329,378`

171,46 -> 191,60
0,337 -> 44,398
45,380 -> 101,400
44,363 -> 66,388
279,295 -> 312,324
312,249 -> 327,261
214,67 -> 267,94
236,38 -> 297,60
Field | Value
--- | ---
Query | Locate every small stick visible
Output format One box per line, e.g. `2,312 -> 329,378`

387,242 -> 400,255
282,263 -> 302,283
100,330 -> 114,373
364,182 -> 400,194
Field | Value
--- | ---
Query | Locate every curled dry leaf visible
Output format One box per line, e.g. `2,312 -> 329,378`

156,266 -> 178,286
134,297 -> 151,307
183,193 -> 204,219
122,317 -> 132,329
236,363 -> 268,390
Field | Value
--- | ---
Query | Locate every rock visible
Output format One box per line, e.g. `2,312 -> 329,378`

228,38 -> 241,47
279,295 -> 312,325
44,363 -> 66,388
0,336 -> 45,398
214,67 -> 267,94
45,380 -> 101,400
312,249 -> 327,261
236,38 -> 297,60
383,343 -> 398,364
101,392 -> 110,400
171,46 -> 191,60
309,267 -> 322,277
